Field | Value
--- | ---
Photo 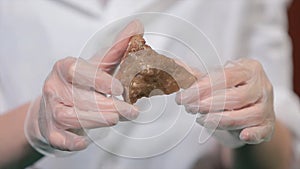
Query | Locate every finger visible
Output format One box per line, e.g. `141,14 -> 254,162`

184,88 -> 227,114
176,70 -> 226,105
79,98 -> 139,122
56,57 -> 123,95
176,81 -> 212,105
224,85 -> 261,110
76,58 -> 123,95
173,58 -> 203,78
223,66 -> 251,88
176,66 -> 251,105
43,68 -> 74,106
68,89 -> 139,120
196,104 -> 264,130
71,89 -> 139,120
185,85 -> 262,113
75,110 -> 120,129
239,124 -> 274,144
46,128 -> 89,151
91,20 -> 144,73
52,105 -> 120,129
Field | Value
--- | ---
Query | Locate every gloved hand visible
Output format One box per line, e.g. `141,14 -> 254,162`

176,58 -> 275,146
25,20 -> 143,156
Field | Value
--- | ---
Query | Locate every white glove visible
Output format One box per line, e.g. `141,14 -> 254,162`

25,20 -> 143,156
176,58 -> 275,146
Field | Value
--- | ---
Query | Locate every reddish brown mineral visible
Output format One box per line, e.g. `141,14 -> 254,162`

115,35 -> 197,104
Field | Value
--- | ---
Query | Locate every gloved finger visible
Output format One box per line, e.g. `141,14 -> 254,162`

176,71 -> 225,105
176,81 -> 213,105
223,85 -> 262,110
57,57 -> 123,95
173,58 -> 203,78
72,88 -> 139,120
91,20 -> 144,73
185,84 -> 262,113
42,68 -> 73,106
176,66 -> 251,105
51,105 -> 120,129
196,104 -> 264,130
239,124 -> 274,144
46,128 -> 89,151
184,92 -> 226,114
223,66 -> 251,88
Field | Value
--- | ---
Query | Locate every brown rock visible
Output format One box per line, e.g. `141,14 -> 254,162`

115,35 -> 197,104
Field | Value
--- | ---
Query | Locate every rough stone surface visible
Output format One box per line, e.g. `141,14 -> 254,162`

115,35 -> 197,104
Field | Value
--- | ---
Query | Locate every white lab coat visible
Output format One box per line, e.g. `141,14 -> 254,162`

0,0 -> 299,169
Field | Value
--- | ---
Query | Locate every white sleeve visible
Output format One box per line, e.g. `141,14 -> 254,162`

0,83 -> 7,114
245,0 -> 300,166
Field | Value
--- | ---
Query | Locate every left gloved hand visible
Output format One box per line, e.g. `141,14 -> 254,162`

176,58 -> 275,145
24,20 -> 143,156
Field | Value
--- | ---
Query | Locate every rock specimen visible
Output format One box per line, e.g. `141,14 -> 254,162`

115,35 -> 197,104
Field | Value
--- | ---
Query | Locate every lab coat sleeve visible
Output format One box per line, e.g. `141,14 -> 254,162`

245,0 -> 300,166
0,85 -> 7,114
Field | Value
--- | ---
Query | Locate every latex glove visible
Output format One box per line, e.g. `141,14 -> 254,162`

25,20 -> 143,156
176,58 -> 275,145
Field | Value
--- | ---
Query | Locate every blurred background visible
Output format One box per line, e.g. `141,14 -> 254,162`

289,0 -> 300,97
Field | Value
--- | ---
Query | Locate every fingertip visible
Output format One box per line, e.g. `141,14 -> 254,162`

239,129 -> 263,144
128,19 -> 144,35
116,20 -> 144,42
185,105 -> 200,114
104,113 -> 120,126
115,101 -> 140,121
239,130 -> 250,141
175,92 -> 183,105
126,105 -> 140,120
132,105 -> 139,113
130,19 -> 144,35
176,87 -> 199,105
73,137 -> 89,151
196,115 -> 206,125
111,78 -> 124,96
131,106 -> 140,119
95,72 -> 123,95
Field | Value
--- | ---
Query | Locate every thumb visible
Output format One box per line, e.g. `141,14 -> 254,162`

173,58 -> 203,79
91,20 -> 144,73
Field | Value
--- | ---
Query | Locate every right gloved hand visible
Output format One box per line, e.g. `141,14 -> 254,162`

25,20 -> 143,156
